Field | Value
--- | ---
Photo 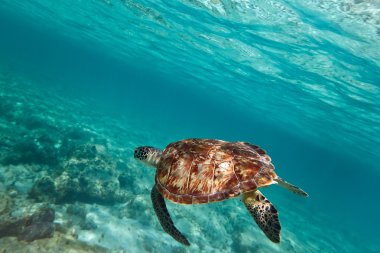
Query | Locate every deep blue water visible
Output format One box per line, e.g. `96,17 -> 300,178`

0,1 -> 379,252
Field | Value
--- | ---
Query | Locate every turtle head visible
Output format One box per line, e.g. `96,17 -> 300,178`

134,146 -> 162,167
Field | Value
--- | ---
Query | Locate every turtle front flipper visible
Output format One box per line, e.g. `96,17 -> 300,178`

151,185 -> 190,246
242,190 -> 281,243
274,177 -> 308,197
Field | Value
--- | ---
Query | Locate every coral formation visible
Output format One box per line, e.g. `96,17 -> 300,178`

30,144 -> 129,204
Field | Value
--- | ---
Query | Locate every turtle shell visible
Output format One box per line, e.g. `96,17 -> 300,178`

155,138 -> 276,205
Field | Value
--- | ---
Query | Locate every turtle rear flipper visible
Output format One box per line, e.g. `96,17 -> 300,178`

242,190 -> 281,243
274,177 -> 308,197
151,185 -> 190,246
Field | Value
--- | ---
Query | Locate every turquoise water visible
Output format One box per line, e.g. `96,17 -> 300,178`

0,0 -> 379,252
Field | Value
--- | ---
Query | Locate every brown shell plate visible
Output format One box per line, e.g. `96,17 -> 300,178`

155,138 -> 276,205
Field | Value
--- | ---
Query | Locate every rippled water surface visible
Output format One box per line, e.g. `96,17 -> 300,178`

0,0 -> 379,252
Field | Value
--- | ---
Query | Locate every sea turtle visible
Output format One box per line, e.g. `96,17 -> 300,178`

134,138 -> 308,246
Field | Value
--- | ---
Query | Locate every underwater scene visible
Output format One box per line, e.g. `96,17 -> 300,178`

0,0 -> 379,252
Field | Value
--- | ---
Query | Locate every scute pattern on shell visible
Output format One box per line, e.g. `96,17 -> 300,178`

156,139 -> 276,204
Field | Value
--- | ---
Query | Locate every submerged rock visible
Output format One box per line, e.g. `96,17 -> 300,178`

79,216 -> 97,231
18,207 -> 55,242
0,207 -> 55,242
2,135 -> 59,166
29,143 -> 129,205
0,192 -> 13,215
29,177 -> 57,202
117,172 -> 129,189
